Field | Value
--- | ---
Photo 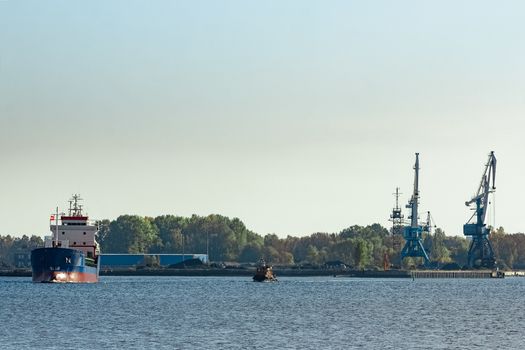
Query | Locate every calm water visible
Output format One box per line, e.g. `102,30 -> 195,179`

1,276 -> 524,349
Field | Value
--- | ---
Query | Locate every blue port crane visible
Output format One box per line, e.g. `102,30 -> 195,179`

401,153 -> 430,265
463,151 -> 496,269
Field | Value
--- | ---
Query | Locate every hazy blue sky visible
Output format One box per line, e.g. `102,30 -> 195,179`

1,1 -> 524,238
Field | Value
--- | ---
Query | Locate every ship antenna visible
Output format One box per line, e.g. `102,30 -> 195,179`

70,194 -> 83,216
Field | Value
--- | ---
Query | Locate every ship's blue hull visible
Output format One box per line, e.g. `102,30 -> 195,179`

31,247 -> 99,283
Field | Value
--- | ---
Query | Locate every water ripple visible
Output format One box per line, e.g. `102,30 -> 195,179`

1,276 -> 524,349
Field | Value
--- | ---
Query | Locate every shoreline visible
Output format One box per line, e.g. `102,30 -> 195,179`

0,268 -> 410,278
0,268 -> 507,278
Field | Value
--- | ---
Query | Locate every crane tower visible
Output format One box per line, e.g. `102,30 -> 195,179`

389,187 -> 404,258
390,187 -> 404,235
401,153 -> 430,265
463,151 -> 496,269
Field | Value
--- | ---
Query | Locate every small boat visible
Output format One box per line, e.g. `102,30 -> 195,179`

253,259 -> 277,282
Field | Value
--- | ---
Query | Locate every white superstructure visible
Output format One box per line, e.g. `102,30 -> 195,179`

49,194 -> 100,259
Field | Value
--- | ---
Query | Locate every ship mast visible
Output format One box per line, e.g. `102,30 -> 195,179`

69,194 -> 83,216
54,207 -> 59,247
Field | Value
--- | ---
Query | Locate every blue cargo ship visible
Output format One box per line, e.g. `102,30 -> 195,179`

31,195 -> 100,283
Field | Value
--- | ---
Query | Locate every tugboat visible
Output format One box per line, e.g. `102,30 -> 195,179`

31,195 -> 100,283
253,259 -> 277,282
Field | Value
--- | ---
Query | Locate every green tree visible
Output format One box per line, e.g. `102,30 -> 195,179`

306,245 -> 320,265
354,238 -> 371,269
281,251 -> 295,265
103,215 -> 159,253
95,219 -> 111,247
430,228 -> 451,263
153,215 -> 186,253
263,246 -> 281,263
238,243 -> 263,263
491,227 -> 518,268
444,236 -> 469,267
0,235 -> 43,267
330,239 -> 355,266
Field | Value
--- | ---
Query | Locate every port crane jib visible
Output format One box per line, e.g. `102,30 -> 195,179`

463,151 -> 497,269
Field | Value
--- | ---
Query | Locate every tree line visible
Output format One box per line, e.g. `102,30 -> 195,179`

1,214 -> 524,269
0,235 -> 43,268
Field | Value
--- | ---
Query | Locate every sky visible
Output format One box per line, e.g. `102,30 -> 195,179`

1,1 -> 524,238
